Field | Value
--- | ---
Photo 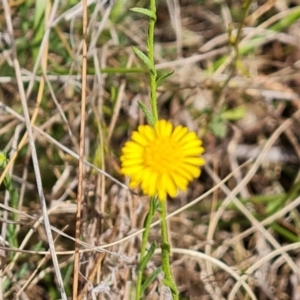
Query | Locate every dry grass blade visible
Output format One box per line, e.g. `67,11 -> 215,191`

1,0 -> 67,299
1,1 -> 300,299
168,248 -> 257,300
73,0 -> 88,298
204,110 -> 300,274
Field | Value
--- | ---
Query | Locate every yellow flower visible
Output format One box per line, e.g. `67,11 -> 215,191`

120,120 -> 205,200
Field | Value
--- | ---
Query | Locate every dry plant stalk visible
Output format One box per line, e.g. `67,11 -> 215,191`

73,0 -> 88,298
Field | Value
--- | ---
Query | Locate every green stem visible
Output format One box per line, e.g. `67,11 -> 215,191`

136,196 -> 156,300
148,0 -> 158,122
159,200 -> 179,300
215,0 -> 252,110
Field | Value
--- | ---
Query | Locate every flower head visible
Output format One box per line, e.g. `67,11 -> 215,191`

120,120 -> 205,200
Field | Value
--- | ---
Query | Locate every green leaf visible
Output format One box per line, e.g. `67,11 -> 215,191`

130,7 -> 156,20
221,105 -> 246,121
110,0 -> 130,23
271,223 -> 300,243
141,266 -> 162,294
132,47 -> 156,74
208,115 -> 227,138
138,102 -> 155,126
138,242 -> 157,272
156,71 -> 174,86
0,152 -> 7,168
33,0 -> 46,61
269,7 -> 300,32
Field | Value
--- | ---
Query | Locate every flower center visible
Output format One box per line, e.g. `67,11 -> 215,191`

143,137 -> 180,174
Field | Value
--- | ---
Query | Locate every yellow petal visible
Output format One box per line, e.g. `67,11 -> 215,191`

157,179 -> 167,200
122,141 -> 143,154
141,170 -> 158,196
139,125 -> 155,142
132,131 -> 149,146
181,139 -> 202,150
181,163 -> 201,178
121,165 -> 144,176
182,157 -> 205,166
170,173 -> 188,191
120,152 -> 143,161
174,166 -> 194,181
178,132 -> 198,145
158,191 -> 167,201
155,120 -> 173,138
129,179 -> 140,188
163,174 -> 177,198
172,125 -> 189,142
121,158 -> 144,167
181,147 -> 204,156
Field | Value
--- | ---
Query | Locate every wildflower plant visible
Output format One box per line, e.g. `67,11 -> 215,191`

121,1 -> 205,299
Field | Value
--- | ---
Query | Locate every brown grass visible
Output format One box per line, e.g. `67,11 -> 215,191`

0,0 -> 300,299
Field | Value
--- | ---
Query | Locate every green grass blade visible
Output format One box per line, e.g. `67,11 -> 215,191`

130,7 -> 156,20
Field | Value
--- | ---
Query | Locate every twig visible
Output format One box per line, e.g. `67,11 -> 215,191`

73,0 -> 88,298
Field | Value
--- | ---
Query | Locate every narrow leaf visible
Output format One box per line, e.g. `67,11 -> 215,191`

33,0 -> 46,61
141,267 -> 162,294
156,70 -> 174,86
138,102 -> 155,126
138,242 -> 157,272
221,105 -> 245,121
132,47 -> 155,74
130,7 -> 156,19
